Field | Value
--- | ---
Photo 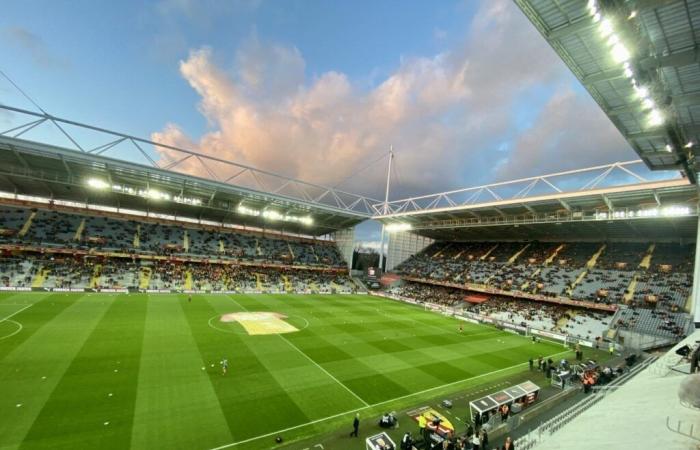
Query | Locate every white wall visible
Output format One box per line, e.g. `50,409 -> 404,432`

386,231 -> 433,272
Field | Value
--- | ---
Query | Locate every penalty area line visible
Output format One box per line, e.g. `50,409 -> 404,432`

208,348 -> 572,450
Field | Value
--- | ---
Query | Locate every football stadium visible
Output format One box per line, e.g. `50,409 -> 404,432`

1,1 -> 700,450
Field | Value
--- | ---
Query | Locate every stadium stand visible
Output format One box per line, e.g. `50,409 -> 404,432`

392,238 -> 695,344
0,205 -> 345,267
0,203 -> 353,294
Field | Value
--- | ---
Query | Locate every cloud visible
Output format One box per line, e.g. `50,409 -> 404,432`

496,89 -> 631,180
151,0 -> 632,202
2,27 -> 69,69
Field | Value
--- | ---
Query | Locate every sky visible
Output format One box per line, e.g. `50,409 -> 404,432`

0,0 -> 655,248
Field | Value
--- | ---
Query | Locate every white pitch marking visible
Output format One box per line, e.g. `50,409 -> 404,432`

0,303 -> 33,323
226,296 -> 370,407
208,348 -> 572,450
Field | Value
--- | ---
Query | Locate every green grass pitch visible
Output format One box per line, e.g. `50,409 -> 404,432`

0,292 -> 567,450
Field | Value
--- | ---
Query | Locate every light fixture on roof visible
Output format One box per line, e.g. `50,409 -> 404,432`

628,11 -> 637,19
684,141 -> 694,149
86,178 -> 109,190
642,98 -> 654,110
611,43 -> 630,63
623,67 -> 634,78
665,144 -> 673,153
648,109 -> 664,126
599,19 -> 614,37
593,12 -> 601,23
607,34 -> 619,47
634,85 -> 650,99
385,223 -> 412,233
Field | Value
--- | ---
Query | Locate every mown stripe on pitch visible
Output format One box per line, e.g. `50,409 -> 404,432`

241,294 -> 461,392
201,294 -> 367,442
182,294 -> 310,442
0,293 -> 113,449
234,295 -> 413,404
19,293 -> 147,450
0,292 -> 76,362
130,294 -> 232,450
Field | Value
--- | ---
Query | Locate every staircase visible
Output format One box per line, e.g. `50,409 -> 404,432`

74,219 -> 86,242
639,243 -> 655,269
18,211 -> 36,237
31,267 -> 48,288
432,243 -> 450,259
544,244 -> 566,266
282,275 -> 293,292
134,225 -> 141,248
183,230 -> 189,252
586,244 -> 607,268
219,239 -> 225,254
480,244 -> 499,260
89,264 -> 102,289
287,242 -> 295,261
139,267 -> 151,289
623,274 -> 639,303
184,270 -> 193,290
508,243 -> 530,264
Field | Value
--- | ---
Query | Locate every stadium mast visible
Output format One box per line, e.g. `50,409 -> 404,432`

378,146 -> 394,271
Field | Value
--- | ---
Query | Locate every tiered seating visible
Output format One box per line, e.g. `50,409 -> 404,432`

571,269 -> 634,304
615,307 -> 690,339
0,258 -> 33,287
0,205 -> 346,268
536,266 -> 582,296
41,257 -> 95,289
0,207 -> 29,235
83,216 -> 137,250
139,223 -> 183,253
632,271 -> 691,310
561,310 -> 611,341
596,242 -> 647,270
24,210 -> 82,246
389,281 -> 466,307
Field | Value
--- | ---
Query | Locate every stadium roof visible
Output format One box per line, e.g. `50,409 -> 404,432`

0,134 -> 373,236
515,0 -> 700,181
375,162 -> 699,241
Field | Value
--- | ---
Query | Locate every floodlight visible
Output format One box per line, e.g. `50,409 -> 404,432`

146,189 -> 169,200
385,223 -> 412,233
86,178 -> 109,190
665,144 -> 673,153
684,142 -> 694,149
611,43 -> 630,62
642,98 -> 654,110
599,19 -> 614,37
635,85 -> 649,99
593,13 -> 601,23
628,11 -> 637,19
648,109 -> 664,126
607,34 -> 619,47
623,67 -> 634,78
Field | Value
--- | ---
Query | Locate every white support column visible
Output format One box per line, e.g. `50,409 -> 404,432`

331,226 -> 356,270
386,231 -> 434,272
693,211 -> 700,328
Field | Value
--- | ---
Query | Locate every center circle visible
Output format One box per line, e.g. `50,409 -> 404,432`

0,320 -> 23,340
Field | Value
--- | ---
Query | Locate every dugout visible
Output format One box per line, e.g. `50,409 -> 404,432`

468,381 -> 540,427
